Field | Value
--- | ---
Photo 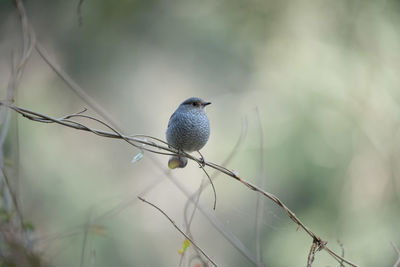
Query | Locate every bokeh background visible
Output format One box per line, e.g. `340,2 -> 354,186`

1,0 -> 400,266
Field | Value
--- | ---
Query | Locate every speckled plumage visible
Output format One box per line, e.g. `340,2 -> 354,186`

166,97 -> 211,168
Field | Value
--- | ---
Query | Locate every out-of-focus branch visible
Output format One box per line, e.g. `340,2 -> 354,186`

179,179 -> 205,267
0,1 -> 39,265
255,108 -> 265,267
35,43 -> 123,133
24,6 -> 256,261
1,168 -> 23,228
181,119 -> 247,265
27,35 -> 257,261
148,154 -> 258,264
338,240 -> 345,267
307,241 -> 318,267
77,0 -> 85,26
138,196 -> 218,267
391,242 -> 400,267
0,101 -> 360,267
7,1 -> 360,265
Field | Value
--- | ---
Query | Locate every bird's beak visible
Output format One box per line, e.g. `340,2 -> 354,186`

203,102 -> 211,106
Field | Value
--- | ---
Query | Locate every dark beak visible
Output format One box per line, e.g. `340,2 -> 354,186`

203,102 -> 211,106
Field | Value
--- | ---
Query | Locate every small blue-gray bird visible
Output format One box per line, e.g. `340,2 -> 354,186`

166,97 -> 211,169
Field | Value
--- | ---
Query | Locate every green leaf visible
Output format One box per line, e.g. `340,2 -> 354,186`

23,221 -> 35,231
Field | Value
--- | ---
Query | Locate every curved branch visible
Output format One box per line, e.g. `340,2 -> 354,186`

0,101 -> 359,267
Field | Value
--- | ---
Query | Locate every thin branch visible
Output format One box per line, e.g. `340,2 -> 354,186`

184,117 -> 247,206
181,122 -> 247,265
147,155 -> 258,264
0,0 -> 35,250
0,0 -> 35,219
18,35 -> 259,265
1,168 -> 24,228
90,249 -> 97,267
80,225 -> 89,267
180,179 -> 207,267
307,241 -> 318,267
8,1 -> 361,266
184,180 -> 204,233
94,124 -> 254,265
77,0 -> 85,26
307,238 -> 327,267
137,196 -> 218,267
9,1 -> 245,266
391,242 -> 400,267
181,122 -> 247,263
0,101 -> 360,267
80,211 -> 94,267
34,39 -> 227,263
13,0 -> 36,92
338,240 -> 345,267
34,170 -> 248,265
199,165 -> 217,210
255,108 -> 265,267
35,43 -> 123,133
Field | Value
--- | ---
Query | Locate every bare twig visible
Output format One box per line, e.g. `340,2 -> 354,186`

255,108 -> 265,267
180,179 -> 206,267
180,117 -> 248,264
149,155 -> 258,264
0,1 -> 36,262
338,240 -> 345,267
307,241 -> 318,267
32,137 -> 258,265
199,165 -> 217,210
391,242 -> 400,267
0,101 -> 360,267
80,224 -> 89,267
35,31 -> 239,264
90,249 -> 97,267
307,238 -> 327,267
1,0 -> 36,217
35,43 -> 123,133
77,0 -> 85,26
138,196 -> 218,267
185,117 -> 247,198
13,0 -> 36,91
0,168 -> 24,228
6,1 -> 366,266
79,210 -> 95,267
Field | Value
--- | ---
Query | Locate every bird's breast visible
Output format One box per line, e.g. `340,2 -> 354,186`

166,111 -> 210,152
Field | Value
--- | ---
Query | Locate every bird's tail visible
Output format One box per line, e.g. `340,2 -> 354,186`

168,156 -> 188,169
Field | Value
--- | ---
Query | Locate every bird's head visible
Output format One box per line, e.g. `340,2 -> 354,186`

179,97 -> 211,112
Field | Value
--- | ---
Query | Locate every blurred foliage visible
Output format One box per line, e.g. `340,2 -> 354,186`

1,0 -> 400,266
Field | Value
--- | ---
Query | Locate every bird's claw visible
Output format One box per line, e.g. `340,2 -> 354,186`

199,156 -> 206,168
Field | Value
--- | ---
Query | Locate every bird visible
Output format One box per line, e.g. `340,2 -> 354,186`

166,97 -> 211,169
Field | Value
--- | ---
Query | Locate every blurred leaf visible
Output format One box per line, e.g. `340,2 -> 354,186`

131,151 -> 144,163
23,221 -> 35,231
178,238 -> 191,254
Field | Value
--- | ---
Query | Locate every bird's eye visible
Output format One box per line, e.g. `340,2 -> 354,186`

192,102 -> 197,106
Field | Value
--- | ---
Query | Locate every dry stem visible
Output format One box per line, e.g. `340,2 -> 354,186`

0,101 -> 359,267
138,196 -> 217,267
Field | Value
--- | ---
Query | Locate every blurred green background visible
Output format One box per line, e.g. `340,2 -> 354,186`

1,0 -> 400,266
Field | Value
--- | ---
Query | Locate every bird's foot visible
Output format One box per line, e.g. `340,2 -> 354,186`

197,151 -> 206,167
